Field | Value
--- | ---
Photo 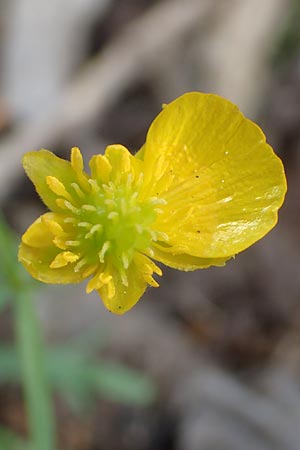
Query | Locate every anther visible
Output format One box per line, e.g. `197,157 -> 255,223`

146,247 -> 154,257
105,199 -> 117,207
85,224 -> 102,239
149,197 -> 167,205
46,176 -> 73,202
149,230 -> 158,241
108,211 -> 119,221
122,253 -> 129,269
65,240 -> 81,247
78,222 -> 92,228
102,183 -> 114,195
143,273 -> 159,288
120,269 -> 128,287
50,251 -> 79,269
64,201 -> 80,214
156,231 -> 169,242
82,204 -> 97,212
71,147 -> 84,173
88,179 -> 99,192
71,182 -> 85,198
99,241 -> 110,263
64,217 -> 77,224
136,172 -> 144,187
74,258 -> 87,272
56,199 -> 79,213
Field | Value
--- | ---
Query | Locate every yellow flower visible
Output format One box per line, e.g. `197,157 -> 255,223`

18,92 -> 287,314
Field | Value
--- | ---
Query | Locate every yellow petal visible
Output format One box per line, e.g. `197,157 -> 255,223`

22,216 -> 54,248
89,154 -> 112,183
150,243 -> 229,270
18,214 -> 85,284
23,150 -> 84,211
104,145 -> 144,185
50,251 -> 79,268
71,147 -> 84,174
142,92 -> 287,259
97,258 -> 149,315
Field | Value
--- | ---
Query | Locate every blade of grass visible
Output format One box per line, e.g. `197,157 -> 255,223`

0,213 -> 56,450
14,287 -> 56,450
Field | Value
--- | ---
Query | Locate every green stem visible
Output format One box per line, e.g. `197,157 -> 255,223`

14,287 -> 56,450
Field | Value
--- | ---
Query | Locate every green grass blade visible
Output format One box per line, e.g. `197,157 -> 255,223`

14,289 -> 56,450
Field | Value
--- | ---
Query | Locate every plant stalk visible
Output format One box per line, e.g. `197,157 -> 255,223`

14,287 -> 56,450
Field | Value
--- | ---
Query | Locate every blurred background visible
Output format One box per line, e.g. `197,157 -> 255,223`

0,0 -> 300,449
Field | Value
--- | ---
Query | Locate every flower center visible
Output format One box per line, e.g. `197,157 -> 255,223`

48,167 -> 167,294
76,176 -> 158,272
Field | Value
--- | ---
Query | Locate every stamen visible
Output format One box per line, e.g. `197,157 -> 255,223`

99,241 -> 110,263
88,179 -> 100,192
53,237 -> 67,250
106,278 -> 116,299
136,172 -> 144,187
71,147 -> 84,173
50,251 -> 79,269
145,247 -> 154,257
156,231 -> 169,242
108,211 -> 119,222
85,224 -> 102,239
120,269 -> 128,287
86,268 -> 115,295
65,240 -> 81,247
64,217 -> 77,224
149,197 -> 167,205
149,230 -> 158,241
90,224 -> 102,234
82,204 -> 97,212
143,273 -> 159,288
122,253 -> 129,269
102,184 -> 114,195
62,200 -> 80,214
71,182 -> 85,198
99,271 -> 112,285
46,176 -> 73,202
78,222 -> 92,228
74,258 -> 87,272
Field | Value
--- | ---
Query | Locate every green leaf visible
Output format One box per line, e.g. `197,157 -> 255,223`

46,346 -> 156,409
0,212 -> 35,294
0,344 -> 156,410
0,427 -> 30,450
14,290 -> 56,450
86,361 -> 156,406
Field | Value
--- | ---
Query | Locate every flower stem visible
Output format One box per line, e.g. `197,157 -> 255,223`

14,287 -> 56,450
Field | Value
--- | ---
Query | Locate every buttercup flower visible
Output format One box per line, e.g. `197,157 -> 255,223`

18,92 -> 287,314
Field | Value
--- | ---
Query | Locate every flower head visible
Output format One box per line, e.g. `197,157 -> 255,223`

18,92 -> 287,314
